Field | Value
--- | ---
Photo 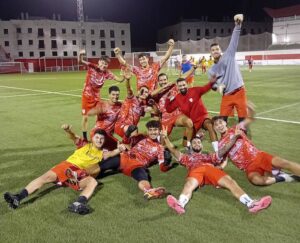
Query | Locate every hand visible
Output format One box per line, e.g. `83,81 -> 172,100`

121,68 -> 132,80
217,84 -> 225,95
209,74 -> 218,84
61,124 -> 72,131
79,49 -> 86,55
247,101 -> 256,112
167,39 -> 175,47
234,127 -> 243,137
117,142 -> 127,152
161,125 -> 168,139
114,47 -> 121,55
144,106 -> 153,113
234,14 -> 243,25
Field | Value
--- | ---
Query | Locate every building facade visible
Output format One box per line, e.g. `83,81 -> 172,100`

0,15 -> 131,60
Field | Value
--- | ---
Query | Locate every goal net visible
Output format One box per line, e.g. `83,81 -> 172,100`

0,62 -> 28,74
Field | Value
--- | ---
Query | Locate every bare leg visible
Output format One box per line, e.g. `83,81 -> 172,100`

25,170 -> 57,195
217,175 -> 247,199
175,115 -> 193,146
247,172 -> 276,186
202,119 -> 217,142
78,176 -> 98,199
272,156 -> 300,176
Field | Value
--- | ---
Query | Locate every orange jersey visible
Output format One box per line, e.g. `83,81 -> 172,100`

116,96 -> 145,127
158,86 -> 182,123
96,101 -> 122,134
132,62 -> 161,92
124,135 -> 164,167
179,152 -> 221,170
82,63 -> 115,99
218,123 -> 260,170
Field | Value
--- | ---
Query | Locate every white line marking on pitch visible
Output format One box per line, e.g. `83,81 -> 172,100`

256,102 -> 300,116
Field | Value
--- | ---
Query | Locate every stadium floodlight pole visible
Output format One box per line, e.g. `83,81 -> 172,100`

76,0 -> 86,55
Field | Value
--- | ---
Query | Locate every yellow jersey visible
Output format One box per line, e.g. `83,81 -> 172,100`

66,143 -> 103,169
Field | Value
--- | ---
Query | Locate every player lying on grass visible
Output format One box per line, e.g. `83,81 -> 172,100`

4,126 -> 126,215
212,102 -> 300,186
78,50 -> 126,142
161,126 -> 272,214
165,76 -> 219,152
114,39 -> 174,92
86,120 -> 175,200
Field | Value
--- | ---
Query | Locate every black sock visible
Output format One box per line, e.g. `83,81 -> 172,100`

17,189 -> 29,201
275,176 -> 285,183
83,131 -> 87,140
77,196 -> 88,204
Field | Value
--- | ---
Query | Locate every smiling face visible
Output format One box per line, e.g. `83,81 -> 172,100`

158,74 -> 168,88
147,127 -> 160,140
213,118 -> 228,135
138,86 -> 149,100
109,90 -> 120,103
210,44 -> 222,62
177,80 -> 188,95
98,59 -> 109,71
191,138 -> 203,153
138,56 -> 149,68
92,133 -> 105,149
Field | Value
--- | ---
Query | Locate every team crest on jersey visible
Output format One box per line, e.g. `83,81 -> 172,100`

189,98 -> 193,102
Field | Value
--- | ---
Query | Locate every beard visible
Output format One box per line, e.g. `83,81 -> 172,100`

180,88 -> 188,95
192,147 -> 202,153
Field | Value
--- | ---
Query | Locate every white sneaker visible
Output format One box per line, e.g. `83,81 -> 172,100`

278,171 -> 295,182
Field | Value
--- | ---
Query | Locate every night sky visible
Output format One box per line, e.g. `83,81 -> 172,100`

0,0 -> 299,50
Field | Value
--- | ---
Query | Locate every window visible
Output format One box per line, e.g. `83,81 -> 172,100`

72,29 -> 76,34
92,51 -> 96,56
121,30 -> 125,35
220,28 -> 224,34
63,40 -> 67,45
110,30 -> 115,38
82,40 -> 86,46
29,40 -> 33,45
18,51 -> 23,57
91,29 -> 95,35
51,40 -> 57,49
197,38 -> 201,40
29,51 -> 34,57
39,51 -> 45,57
38,40 -> 45,49
52,51 -> 58,56
81,29 -> 85,34
62,28 -> 66,34
28,28 -> 32,33
63,51 -> 68,57
16,28 -> 21,33
213,29 -> 217,34
196,29 -> 200,36
205,29 -> 209,36
38,28 -> 44,37
17,40 -> 22,45
4,29 -> 8,34
121,40 -> 125,46
111,51 -> 115,57
101,40 -> 106,48
110,41 -> 115,48
91,40 -> 95,45
4,41 -> 9,46
251,29 -> 255,34
187,29 -> 191,34
73,51 -> 77,56
101,51 -> 106,56
258,28 -> 262,34
228,28 -> 231,34
51,28 -> 56,37
122,51 -> 125,56
72,40 -> 76,45
100,30 -> 105,38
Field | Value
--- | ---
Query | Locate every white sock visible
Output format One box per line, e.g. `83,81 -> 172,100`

178,194 -> 189,208
212,141 -> 219,152
239,194 -> 254,208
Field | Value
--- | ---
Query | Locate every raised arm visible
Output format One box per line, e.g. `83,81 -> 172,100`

161,126 -> 181,160
61,124 -> 81,144
78,49 -> 89,65
181,64 -> 198,79
150,81 -> 176,98
225,14 -> 243,56
114,47 -> 127,66
102,142 -> 126,160
160,39 -> 175,67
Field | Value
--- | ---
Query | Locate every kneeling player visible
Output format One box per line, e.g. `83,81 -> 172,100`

3,127 -> 123,215
162,126 -> 272,214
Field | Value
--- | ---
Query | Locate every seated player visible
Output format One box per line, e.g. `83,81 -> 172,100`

161,126 -> 272,214
165,76 -> 219,152
78,49 -> 125,141
212,102 -> 300,186
114,39 -> 174,92
94,120 -> 174,200
114,73 -> 157,139
4,126 -> 125,215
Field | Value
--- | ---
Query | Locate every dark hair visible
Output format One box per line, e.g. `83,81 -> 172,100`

210,43 -> 219,49
176,78 -> 186,83
139,85 -> 149,95
211,116 -> 226,124
93,128 -> 107,137
191,135 -> 202,143
158,73 -> 168,80
109,85 -> 120,93
99,55 -> 111,63
146,120 -> 161,129
138,53 -> 149,59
